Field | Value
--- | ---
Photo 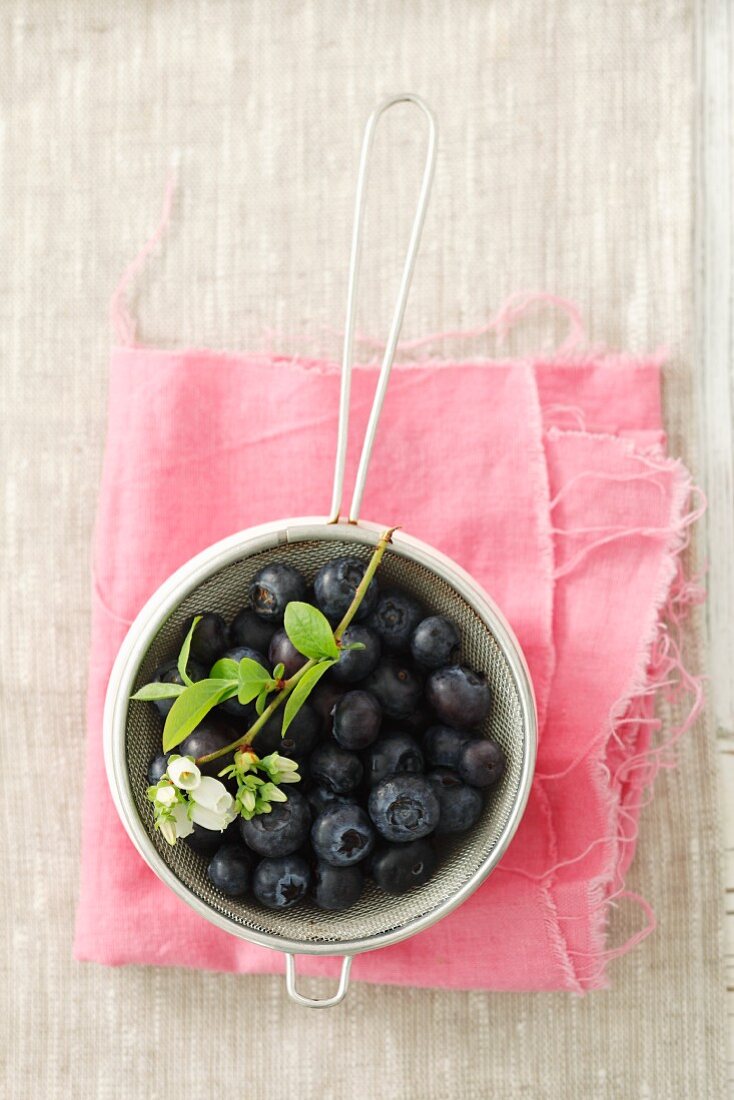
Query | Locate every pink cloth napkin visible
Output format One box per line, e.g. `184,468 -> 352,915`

76,330 -> 702,991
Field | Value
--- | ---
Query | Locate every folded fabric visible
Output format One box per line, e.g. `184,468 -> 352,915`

75,316 -> 702,990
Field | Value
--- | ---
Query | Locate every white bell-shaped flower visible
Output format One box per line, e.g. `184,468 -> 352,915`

171,801 -> 194,839
167,756 -> 201,791
155,784 -> 178,807
191,776 -> 234,815
189,803 -> 237,832
189,777 -> 236,832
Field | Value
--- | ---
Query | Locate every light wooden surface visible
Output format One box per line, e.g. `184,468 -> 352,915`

695,0 -> 734,1089
1,3 -> 728,1096
722,754 -> 734,1090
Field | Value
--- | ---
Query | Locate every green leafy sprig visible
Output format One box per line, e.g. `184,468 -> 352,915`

131,527 -> 397,767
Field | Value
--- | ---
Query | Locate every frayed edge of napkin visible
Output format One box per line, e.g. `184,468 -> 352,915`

568,457 -> 705,990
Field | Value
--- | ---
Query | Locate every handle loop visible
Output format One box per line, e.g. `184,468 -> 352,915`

284,953 -> 352,1008
328,93 -> 437,524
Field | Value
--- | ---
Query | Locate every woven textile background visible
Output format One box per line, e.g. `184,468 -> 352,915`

0,2 -> 726,1097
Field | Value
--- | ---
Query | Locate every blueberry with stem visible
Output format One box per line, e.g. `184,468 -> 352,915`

314,556 -> 379,624
250,562 -> 307,624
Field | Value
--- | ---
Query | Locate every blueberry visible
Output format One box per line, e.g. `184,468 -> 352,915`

150,657 -> 208,717
229,608 -> 278,653
368,775 -> 440,842
146,752 -> 170,784
410,615 -> 461,669
182,612 -> 229,667
362,659 -> 423,719
330,625 -> 381,684
371,838 -> 437,895
278,718 -> 321,761
364,732 -> 424,788
218,646 -> 268,720
422,725 -> 473,769
332,690 -> 382,750
401,703 -> 435,738
307,786 -> 357,818
458,739 -> 506,788
311,804 -> 375,866
207,843 -> 251,897
222,644 -> 269,669
309,742 -> 363,794
367,590 -> 424,652
312,862 -> 365,910
179,721 -> 236,777
186,817 -> 239,855
426,666 -> 491,729
253,855 -> 311,909
310,679 -> 348,726
427,769 -> 483,834
249,562 -> 307,624
314,557 -> 379,624
250,702 -> 320,758
240,788 -> 311,856
268,629 -> 308,679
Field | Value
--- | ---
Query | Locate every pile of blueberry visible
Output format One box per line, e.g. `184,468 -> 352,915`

146,556 -> 506,913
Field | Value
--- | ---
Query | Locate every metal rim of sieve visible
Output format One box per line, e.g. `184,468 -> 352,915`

104,520 -> 537,974
103,95 -> 537,1005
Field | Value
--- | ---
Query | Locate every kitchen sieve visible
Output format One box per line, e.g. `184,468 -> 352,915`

104,93 -> 537,1007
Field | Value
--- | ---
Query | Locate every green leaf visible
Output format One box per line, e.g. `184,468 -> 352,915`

255,687 -> 269,716
131,682 -> 186,702
284,602 -> 339,660
343,641 -> 366,652
237,657 -> 272,705
210,658 -> 239,680
272,663 -> 285,681
177,616 -> 202,687
239,657 -> 271,682
162,678 -> 235,753
282,660 -> 335,736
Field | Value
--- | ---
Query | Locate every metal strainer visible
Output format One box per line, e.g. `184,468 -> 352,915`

104,94 -> 537,1007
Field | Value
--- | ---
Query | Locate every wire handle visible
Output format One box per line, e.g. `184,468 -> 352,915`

284,953 -> 352,1008
328,93 -> 437,524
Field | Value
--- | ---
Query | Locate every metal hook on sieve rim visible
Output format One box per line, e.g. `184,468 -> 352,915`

284,953 -> 353,1009
328,93 -> 437,525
